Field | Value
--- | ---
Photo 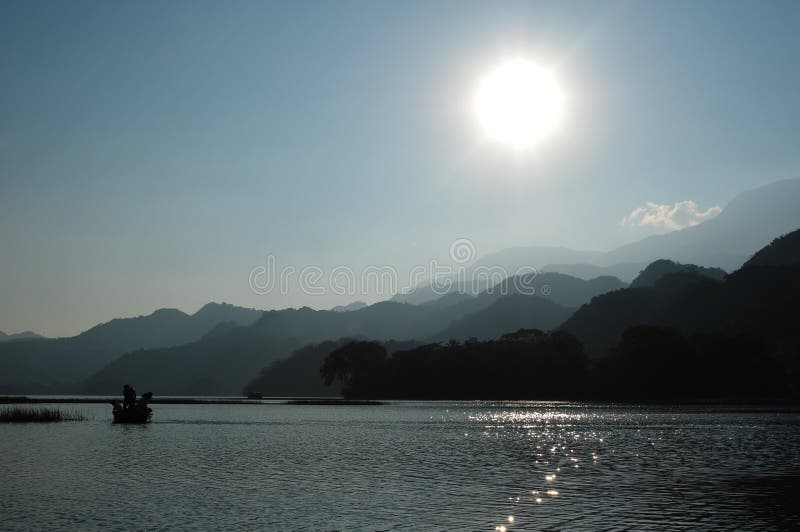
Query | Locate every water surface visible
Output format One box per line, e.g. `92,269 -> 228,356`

2,401 -> 799,530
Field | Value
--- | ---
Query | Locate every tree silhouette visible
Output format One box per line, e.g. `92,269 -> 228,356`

320,341 -> 388,398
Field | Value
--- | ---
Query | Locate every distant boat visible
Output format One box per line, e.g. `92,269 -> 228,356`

247,392 -> 263,400
110,401 -> 153,424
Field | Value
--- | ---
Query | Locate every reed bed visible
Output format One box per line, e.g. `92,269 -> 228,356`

0,406 -> 88,423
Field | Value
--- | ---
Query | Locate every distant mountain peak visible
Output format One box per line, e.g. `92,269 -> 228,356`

331,301 -> 368,312
0,330 -> 45,342
150,308 -> 188,317
629,259 -> 726,288
192,301 -> 261,317
601,178 -> 800,270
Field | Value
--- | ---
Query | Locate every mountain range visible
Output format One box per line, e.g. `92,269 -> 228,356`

598,179 -> 800,269
77,271 -> 623,394
561,228 -> 800,356
2,179 -> 798,396
245,227 -> 800,398
0,303 -> 262,393
446,178 -> 800,284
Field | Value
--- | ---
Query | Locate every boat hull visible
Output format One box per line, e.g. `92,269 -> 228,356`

112,409 -> 153,424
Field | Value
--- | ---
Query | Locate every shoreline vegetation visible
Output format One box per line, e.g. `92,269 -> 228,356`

1,396 -> 798,409
0,406 -> 88,423
0,396 -> 383,406
318,327 -> 800,403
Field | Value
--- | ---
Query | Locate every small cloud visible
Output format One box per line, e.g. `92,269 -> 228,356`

621,200 -> 721,231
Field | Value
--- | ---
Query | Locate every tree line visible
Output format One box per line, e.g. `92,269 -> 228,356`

320,327 -> 797,401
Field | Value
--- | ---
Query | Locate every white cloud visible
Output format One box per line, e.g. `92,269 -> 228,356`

621,200 -> 722,231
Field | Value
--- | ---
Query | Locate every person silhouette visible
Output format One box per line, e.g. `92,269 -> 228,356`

137,392 -> 153,412
123,384 -> 137,411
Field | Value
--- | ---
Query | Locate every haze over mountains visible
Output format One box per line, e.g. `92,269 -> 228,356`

0,303 -> 262,393
0,331 -> 44,342
561,228 -> 800,356
3,273 -> 611,394
1,179 -> 799,396
390,179 -> 798,303
248,228 -> 800,400
331,301 -> 368,312
599,179 -> 800,269
83,325 -> 300,396
456,179 -> 800,284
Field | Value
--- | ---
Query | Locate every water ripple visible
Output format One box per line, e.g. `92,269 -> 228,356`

1,402 -> 799,530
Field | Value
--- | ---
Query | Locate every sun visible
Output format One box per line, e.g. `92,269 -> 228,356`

474,58 -> 565,149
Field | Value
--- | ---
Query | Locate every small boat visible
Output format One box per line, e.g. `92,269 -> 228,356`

110,401 -> 153,424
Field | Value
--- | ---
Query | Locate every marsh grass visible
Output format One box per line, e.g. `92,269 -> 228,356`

0,406 -> 88,423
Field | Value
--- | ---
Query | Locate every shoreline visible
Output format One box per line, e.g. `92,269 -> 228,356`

0,396 -> 383,406
1,396 -> 798,409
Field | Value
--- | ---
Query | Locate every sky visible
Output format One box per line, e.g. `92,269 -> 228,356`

2,0 -> 799,336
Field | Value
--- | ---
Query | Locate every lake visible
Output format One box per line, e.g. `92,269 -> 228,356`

2,401 -> 799,531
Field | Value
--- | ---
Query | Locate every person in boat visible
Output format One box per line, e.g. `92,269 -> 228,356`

123,384 -> 137,411
137,392 -> 153,412
110,399 -> 123,413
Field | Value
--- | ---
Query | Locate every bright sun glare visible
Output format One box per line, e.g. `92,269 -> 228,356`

474,58 -> 565,149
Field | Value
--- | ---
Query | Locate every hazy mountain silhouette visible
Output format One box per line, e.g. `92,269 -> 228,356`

741,228 -> 800,268
75,302 -> 263,352
392,179 -> 796,305
601,179 -> 800,269
82,324 -> 299,395
76,279 -> 599,394
0,302 -> 263,393
252,303 -> 420,342
541,262 -> 647,283
629,259 -> 726,288
301,229 -> 800,401
250,297 -> 496,343
392,271 -> 624,309
243,339 -> 420,398
331,301 -> 369,312
249,271 -> 620,344
0,338 -> 112,394
0,297 -> 482,393
0,330 -> 44,342
560,230 -> 800,356
249,272 -> 611,350
68,298 -> 489,394
392,246 -> 604,305
77,299 -> 491,395
12,180 -> 800,393
244,339 -> 353,397
430,294 -> 573,341
487,272 -> 626,307
418,291 -> 476,310
390,280 -> 481,305
451,180 -> 799,283
470,245 -> 604,273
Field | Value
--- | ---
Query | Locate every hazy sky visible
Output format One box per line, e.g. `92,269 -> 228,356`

2,0 -> 799,336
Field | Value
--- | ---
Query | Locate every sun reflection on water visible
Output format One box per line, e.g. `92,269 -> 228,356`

479,405 -> 618,531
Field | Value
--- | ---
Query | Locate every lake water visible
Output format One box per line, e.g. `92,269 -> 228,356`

2,401 -> 799,531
